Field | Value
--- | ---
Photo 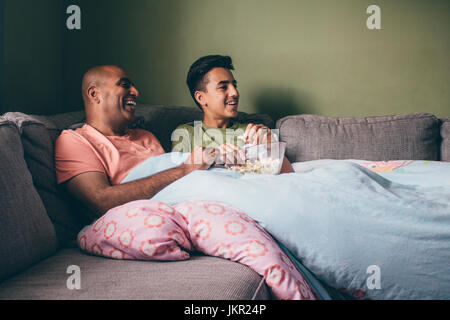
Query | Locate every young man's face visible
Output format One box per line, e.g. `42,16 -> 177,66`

197,67 -> 240,120
101,66 -> 139,126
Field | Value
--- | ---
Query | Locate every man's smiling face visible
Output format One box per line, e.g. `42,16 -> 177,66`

101,66 -> 139,126
197,67 -> 240,120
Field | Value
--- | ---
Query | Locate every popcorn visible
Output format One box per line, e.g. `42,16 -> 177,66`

226,158 -> 282,175
223,142 -> 286,175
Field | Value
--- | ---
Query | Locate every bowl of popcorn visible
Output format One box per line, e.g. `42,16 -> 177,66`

226,142 -> 286,175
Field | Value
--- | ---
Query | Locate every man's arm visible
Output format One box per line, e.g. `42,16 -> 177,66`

64,147 -> 214,217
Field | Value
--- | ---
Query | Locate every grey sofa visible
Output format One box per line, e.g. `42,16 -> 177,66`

0,105 -> 274,300
0,106 -> 448,300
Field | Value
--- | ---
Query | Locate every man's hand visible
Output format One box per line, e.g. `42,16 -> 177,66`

182,146 -> 216,172
244,123 -> 274,145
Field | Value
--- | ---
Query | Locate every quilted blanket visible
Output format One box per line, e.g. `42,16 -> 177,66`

122,153 -> 450,299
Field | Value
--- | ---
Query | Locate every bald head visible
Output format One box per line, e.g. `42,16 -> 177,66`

82,65 -> 124,104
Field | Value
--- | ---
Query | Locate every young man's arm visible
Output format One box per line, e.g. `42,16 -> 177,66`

280,156 -> 294,173
64,147 -> 214,217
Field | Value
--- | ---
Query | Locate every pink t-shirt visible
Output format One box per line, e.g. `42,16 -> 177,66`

55,124 -> 165,185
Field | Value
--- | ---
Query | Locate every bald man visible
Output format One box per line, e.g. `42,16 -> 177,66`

55,65 -> 213,217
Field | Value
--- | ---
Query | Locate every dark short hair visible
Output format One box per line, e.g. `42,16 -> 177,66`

186,55 -> 234,109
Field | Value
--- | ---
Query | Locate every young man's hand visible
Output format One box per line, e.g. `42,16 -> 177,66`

216,143 -> 246,166
244,123 -> 275,145
182,146 -> 216,172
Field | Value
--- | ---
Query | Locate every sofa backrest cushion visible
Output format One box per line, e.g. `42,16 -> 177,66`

440,118 -> 450,162
2,112 -> 94,247
276,113 -> 440,162
0,118 -> 59,282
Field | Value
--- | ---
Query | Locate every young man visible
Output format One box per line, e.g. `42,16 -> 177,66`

172,55 -> 294,172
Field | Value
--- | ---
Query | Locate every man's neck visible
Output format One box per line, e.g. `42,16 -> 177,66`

203,116 -> 231,129
87,120 -> 127,136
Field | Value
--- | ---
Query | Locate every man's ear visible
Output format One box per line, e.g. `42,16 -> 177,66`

194,91 -> 206,108
87,86 -> 101,104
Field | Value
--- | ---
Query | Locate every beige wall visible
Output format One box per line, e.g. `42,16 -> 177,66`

2,0 -> 449,120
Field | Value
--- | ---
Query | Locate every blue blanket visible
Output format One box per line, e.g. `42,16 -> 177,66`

123,154 -> 450,299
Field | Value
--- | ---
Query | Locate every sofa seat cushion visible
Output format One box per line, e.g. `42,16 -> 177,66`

0,248 -> 270,300
276,113 -> 440,162
0,118 -> 59,282
440,117 -> 450,162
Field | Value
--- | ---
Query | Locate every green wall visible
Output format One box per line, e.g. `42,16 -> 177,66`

2,0 -> 449,120
1,0 -> 63,115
